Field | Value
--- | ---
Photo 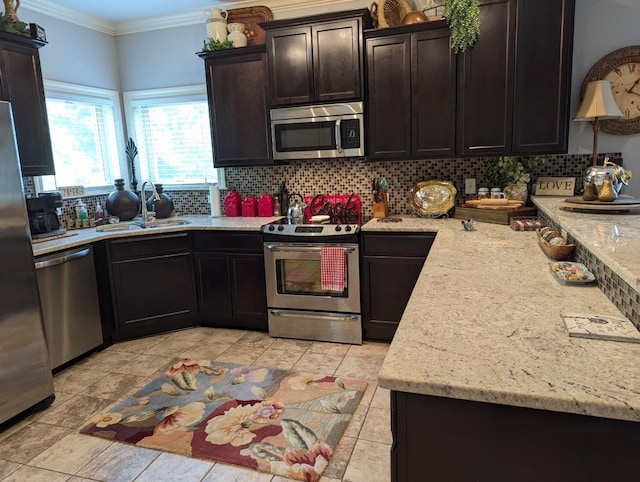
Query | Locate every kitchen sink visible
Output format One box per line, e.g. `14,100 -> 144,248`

134,218 -> 191,228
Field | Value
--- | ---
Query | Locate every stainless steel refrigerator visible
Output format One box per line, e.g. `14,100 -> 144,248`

0,101 -> 55,426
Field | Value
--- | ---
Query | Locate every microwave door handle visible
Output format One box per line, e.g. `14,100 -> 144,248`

335,119 -> 343,153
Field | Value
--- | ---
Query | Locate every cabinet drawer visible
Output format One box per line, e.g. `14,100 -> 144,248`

362,232 -> 436,258
193,232 -> 263,253
109,233 -> 191,261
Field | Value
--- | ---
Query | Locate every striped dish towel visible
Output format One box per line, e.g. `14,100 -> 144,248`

320,246 -> 347,292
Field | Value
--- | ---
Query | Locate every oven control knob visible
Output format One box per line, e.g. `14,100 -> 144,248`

335,225 -> 342,232
268,225 -> 275,231
344,225 -> 352,232
277,225 -> 285,231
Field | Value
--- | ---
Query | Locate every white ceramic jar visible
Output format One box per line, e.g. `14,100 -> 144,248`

204,8 -> 228,42
227,23 -> 247,48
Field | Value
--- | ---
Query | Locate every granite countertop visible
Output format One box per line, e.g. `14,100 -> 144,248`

368,213 -> 640,423
533,196 -> 640,294
32,215 -> 281,257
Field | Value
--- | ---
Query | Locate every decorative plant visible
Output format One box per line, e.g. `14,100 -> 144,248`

202,37 -> 234,52
484,156 -> 546,188
443,0 -> 480,53
1,0 -> 29,36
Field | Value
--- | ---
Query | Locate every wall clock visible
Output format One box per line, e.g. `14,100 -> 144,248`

581,45 -> 640,135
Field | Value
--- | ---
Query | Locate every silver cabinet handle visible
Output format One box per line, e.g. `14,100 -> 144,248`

265,244 -> 356,254
35,247 -> 90,270
270,310 -> 358,321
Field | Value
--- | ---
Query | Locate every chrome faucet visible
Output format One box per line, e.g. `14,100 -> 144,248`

140,180 -> 160,226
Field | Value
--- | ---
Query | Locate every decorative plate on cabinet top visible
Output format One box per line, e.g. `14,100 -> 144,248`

410,180 -> 457,216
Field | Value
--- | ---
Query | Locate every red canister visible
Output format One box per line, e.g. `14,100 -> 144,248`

257,193 -> 274,217
224,190 -> 241,217
241,196 -> 258,217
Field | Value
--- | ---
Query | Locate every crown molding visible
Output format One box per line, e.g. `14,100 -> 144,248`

22,0 -> 117,35
22,0 -> 364,36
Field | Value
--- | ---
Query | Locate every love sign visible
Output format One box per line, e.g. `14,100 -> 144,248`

534,177 -> 576,196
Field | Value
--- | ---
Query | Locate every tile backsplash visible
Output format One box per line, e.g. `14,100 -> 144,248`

24,152 -> 619,222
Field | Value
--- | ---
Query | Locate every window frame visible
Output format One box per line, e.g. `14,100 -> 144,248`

39,80 -> 127,196
122,85 -> 225,190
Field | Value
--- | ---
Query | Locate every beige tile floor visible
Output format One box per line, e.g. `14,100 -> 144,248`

0,328 -> 392,482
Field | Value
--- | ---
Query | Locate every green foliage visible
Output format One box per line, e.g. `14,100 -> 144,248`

202,37 -> 234,51
443,0 -> 480,53
0,15 -> 29,37
484,156 -> 546,188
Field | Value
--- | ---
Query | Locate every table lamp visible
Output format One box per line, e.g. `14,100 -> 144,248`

573,80 -> 622,166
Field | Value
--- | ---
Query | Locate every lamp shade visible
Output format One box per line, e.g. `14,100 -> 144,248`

574,80 -> 623,121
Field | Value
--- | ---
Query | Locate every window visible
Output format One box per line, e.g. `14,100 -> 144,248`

123,85 -> 223,187
41,81 -> 125,193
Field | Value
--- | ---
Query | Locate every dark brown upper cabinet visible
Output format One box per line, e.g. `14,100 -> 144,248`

457,0 -> 515,156
512,0 -> 575,154
366,23 -> 456,159
262,9 -> 372,107
0,33 -> 54,176
365,0 -> 575,160
198,45 -> 272,167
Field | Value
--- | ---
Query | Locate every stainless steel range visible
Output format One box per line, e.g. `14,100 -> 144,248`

262,221 -> 361,344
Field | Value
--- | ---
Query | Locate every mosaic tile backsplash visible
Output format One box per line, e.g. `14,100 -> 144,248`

24,152 -> 618,222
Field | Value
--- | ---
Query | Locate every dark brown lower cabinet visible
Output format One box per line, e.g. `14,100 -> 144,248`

361,232 -> 435,341
107,233 -> 197,341
193,232 -> 267,331
391,391 -> 640,482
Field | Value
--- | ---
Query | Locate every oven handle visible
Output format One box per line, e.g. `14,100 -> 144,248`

269,310 -> 359,321
265,244 -> 357,254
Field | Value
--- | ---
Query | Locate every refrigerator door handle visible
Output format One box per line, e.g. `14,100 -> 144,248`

35,247 -> 90,270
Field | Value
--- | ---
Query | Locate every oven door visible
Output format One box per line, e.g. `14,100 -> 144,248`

263,242 -> 360,313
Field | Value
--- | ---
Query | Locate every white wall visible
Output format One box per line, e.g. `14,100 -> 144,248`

570,0 -> 640,196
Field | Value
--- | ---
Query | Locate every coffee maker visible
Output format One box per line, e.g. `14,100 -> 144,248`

26,192 -> 66,239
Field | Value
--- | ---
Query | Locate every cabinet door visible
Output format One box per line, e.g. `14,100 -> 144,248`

512,0 -> 575,154
362,256 -> 425,341
267,26 -> 314,106
412,28 -> 457,158
457,0 -> 516,156
111,253 -> 197,339
205,48 -> 272,167
313,19 -> 362,103
0,38 -> 54,176
366,34 -> 411,159
229,254 -> 268,331
194,253 -> 233,323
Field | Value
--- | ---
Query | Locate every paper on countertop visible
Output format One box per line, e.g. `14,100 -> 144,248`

562,313 -> 640,343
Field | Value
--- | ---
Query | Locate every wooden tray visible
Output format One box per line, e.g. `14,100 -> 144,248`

536,229 -> 575,261
227,6 -> 273,45
454,206 -> 537,225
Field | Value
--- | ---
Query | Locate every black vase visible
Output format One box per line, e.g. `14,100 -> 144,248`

146,184 -> 174,219
105,179 -> 141,221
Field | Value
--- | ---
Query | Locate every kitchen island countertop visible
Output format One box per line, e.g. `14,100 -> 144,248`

32,215 -> 281,257
364,211 -> 640,423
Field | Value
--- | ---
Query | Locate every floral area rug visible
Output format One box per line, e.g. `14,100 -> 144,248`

80,359 -> 367,481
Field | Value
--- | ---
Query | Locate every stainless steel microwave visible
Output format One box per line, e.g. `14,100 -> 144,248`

270,102 -> 364,160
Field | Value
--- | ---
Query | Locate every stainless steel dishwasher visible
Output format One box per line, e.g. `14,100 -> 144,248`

35,245 -> 103,370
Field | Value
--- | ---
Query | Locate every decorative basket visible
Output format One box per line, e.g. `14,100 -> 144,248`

536,229 -> 575,261
371,0 -> 413,28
